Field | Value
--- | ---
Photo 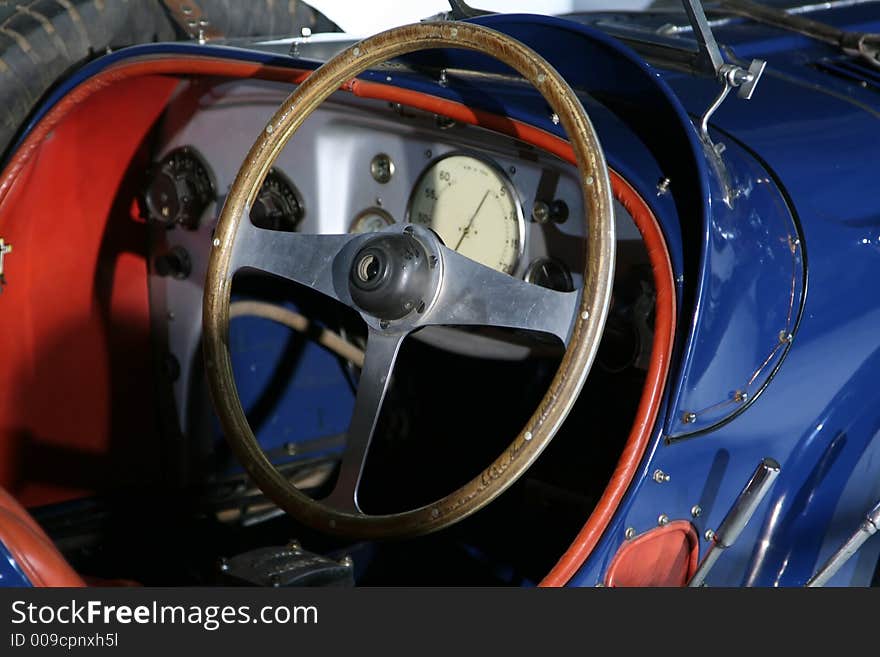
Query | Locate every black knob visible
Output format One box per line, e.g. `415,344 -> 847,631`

154,246 -> 192,280
145,148 -> 214,230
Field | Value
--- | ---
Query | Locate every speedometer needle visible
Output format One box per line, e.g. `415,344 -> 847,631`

454,190 -> 490,251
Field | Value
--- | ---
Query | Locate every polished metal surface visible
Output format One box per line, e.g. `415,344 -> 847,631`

806,499 -> 880,586
681,0 -> 726,76
202,21 -> 616,537
689,458 -> 781,587
325,329 -> 405,512
0,238 -> 11,290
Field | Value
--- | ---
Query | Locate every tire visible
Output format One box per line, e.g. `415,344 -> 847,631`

0,0 -> 338,159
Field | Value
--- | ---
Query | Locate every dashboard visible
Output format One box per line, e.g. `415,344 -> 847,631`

144,79 -> 645,438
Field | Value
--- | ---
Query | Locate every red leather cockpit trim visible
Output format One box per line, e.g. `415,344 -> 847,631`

603,520 -> 698,587
0,55 -> 676,587
0,488 -> 84,587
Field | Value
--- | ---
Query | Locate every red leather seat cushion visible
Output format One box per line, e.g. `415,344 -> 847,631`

0,487 -> 84,587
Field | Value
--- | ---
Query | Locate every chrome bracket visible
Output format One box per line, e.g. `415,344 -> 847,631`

681,0 -> 766,146
0,238 -> 11,291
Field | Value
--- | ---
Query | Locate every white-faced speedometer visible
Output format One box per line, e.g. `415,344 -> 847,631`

408,154 -> 523,274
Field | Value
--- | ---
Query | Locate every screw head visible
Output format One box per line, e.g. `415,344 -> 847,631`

339,555 -> 354,568
625,527 -> 635,540
370,153 -> 395,184
531,201 -> 551,224
658,514 -> 669,526
691,505 -> 702,518
653,469 -> 671,484
683,412 -> 697,424
705,528 -> 716,542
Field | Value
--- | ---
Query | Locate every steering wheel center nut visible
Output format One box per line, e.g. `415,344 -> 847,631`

348,232 -> 432,321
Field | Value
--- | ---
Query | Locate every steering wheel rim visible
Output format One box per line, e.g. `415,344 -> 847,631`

203,21 -> 615,538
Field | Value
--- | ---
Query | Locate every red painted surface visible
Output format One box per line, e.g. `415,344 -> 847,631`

0,75 -> 178,505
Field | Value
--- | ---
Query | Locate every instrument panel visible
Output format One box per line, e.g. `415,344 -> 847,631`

146,79 -> 642,433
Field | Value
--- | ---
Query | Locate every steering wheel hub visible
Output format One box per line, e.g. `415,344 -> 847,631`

348,230 -> 433,321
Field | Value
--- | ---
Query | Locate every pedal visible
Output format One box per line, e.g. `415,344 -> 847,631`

219,541 -> 354,587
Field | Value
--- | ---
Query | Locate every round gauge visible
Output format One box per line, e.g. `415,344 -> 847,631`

144,147 -> 214,230
524,257 -> 574,292
251,169 -> 304,231
350,207 -> 395,234
408,153 -> 523,274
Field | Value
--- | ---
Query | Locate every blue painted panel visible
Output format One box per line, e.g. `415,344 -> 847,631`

0,540 -> 31,587
665,136 -> 804,438
225,301 -> 354,471
572,16 -> 880,586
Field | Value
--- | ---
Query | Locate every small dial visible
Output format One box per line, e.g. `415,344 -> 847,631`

251,169 -> 304,231
408,153 -> 522,274
144,147 -> 214,230
350,207 -> 395,234
524,257 -> 574,292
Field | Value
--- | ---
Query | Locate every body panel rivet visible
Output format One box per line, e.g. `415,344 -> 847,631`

653,469 -> 671,483
658,514 -> 669,526
691,505 -> 702,518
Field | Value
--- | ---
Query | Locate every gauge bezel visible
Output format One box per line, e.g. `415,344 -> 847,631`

251,166 -> 306,231
404,150 -> 525,275
349,206 -> 396,234
524,256 -> 574,292
145,145 -> 216,229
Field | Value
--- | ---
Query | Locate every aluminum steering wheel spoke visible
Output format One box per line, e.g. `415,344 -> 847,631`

230,218 -> 356,303
322,329 -> 408,513
420,243 -> 580,345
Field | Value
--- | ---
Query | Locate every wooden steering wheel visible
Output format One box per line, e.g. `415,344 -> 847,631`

202,21 -> 615,538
